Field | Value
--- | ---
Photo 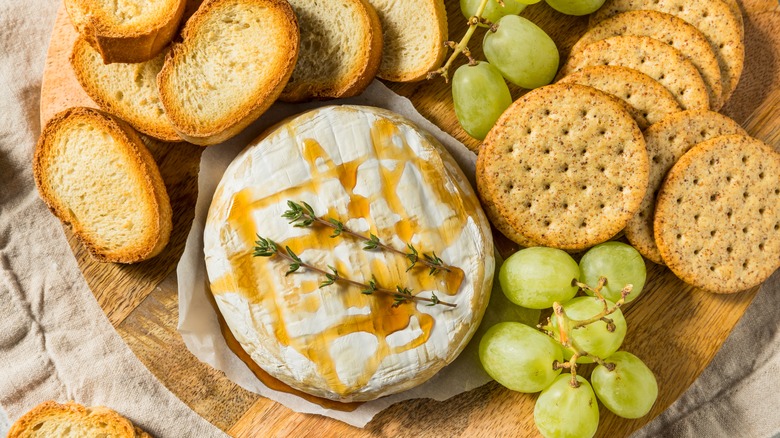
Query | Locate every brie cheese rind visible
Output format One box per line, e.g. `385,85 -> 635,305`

204,105 -> 494,402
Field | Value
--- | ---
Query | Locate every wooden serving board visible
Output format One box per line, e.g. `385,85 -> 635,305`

40,0 -> 780,436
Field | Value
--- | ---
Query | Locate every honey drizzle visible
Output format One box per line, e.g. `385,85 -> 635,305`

212,117 -> 474,398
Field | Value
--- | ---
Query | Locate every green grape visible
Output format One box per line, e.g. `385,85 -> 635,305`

592,351 -> 658,419
551,296 -> 627,363
544,0 -> 606,16
579,241 -> 646,303
452,62 -> 512,140
483,15 -> 559,89
499,247 -> 579,309
479,322 -> 563,393
534,375 -> 599,438
460,0 -> 530,24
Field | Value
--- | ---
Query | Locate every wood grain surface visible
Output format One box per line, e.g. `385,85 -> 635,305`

39,0 -> 780,436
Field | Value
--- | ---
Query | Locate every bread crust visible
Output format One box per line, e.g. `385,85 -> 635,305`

368,0 -> 448,82
279,0 -> 383,102
7,401 -> 136,438
69,36 -> 181,142
33,107 -> 172,264
157,0 -> 300,145
65,0 -> 187,64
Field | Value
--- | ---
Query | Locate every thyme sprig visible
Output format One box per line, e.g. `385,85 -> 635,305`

282,200 -> 452,275
253,235 -> 455,308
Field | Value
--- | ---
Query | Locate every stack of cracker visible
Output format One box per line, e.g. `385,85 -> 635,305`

477,0 -> 780,294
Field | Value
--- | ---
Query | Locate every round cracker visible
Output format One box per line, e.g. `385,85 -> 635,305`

477,83 -> 649,251
590,0 -> 745,105
557,65 -> 682,130
560,36 -> 710,111
654,134 -> 780,293
625,110 -> 746,264
476,162 -> 540,248
572,10 -> 723,110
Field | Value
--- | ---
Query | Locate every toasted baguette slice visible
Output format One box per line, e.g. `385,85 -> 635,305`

64,0 -> 187,64
33,108 -> 172,263
364,0 -> 448,82
70,37 -> 180,142
280,0 -> 382,102
157,0 -> 299,145
7,401 -> 143,438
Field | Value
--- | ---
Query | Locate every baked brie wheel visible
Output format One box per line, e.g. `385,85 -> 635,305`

204,106 -> 494,401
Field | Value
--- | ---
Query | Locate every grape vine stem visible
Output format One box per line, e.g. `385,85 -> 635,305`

427,0 -> 498,81
542,276 -> 630,387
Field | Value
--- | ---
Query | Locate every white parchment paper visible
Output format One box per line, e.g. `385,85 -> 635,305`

176,80 -> 538,428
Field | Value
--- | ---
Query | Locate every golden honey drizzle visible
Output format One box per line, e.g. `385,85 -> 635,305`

211,117 -> 476,399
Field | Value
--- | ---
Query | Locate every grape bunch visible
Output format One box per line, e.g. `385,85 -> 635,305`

479,242 -> 658,438
439,0 -> 608,140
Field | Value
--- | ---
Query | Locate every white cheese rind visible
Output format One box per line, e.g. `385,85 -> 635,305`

204,106 -> 494,401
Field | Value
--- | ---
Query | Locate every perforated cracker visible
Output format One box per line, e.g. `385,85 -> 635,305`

477,84 -> 648,251
560,35 -> 710,111
557,65 -> 681,129
572,10 -> 723,109
625,110 -> 746,264
654,135 -> 780,293
590,0 -> 745,105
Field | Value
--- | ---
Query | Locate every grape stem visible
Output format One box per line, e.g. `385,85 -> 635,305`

541,276 -> 631,387
427,0 -> 500,81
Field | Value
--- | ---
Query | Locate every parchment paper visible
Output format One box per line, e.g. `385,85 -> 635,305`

176,80 -> 539,428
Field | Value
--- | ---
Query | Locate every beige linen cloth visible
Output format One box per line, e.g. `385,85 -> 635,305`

0,1 -> 778,437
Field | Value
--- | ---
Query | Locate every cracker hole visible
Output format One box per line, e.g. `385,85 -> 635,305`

581,185 -> 588,190
599,166 -> 606,173
710,266 -> 715,272
652,155 -> 660,163
600,203 -> 605,209
639,212 -> 645,217
726,176 -> 732,182
694,249 -> 700,255
710,230 -> 716,237
759,243 -> 765,251
679,89 -> 687,96
580,109 -> 588,117
640,57 -> 646,64
563,165 -> 569,172
581,148 -> 588,155
676,197 -> 682,204
544,148 -> 550,154
759,172 -> 765,179
668,40 -> 674,45
525,201 -> 532,208
508,147 -> 514,153
759,208 -> 765,215
727,210 -> 732,218
678,5 -> 684,11
720,43 -> 725,49
710,194 -> 717,201
525,166 -> 532,172
693,179 -> 699,184
774,223 -> 779,230
618,148 -> 624,155
743,260 -> 748,268
599,129 -> 606,136
742,155 -> 748,163
642,112 -> 649,118
743,191 -> 749,198
580,221 -> 587,228
709,158 -> 715,166
702,11 -> 709,17
544,184 -> 551,190
626,93 -> 632,99
563,129 -> 570,135
694,214 -> 700,221
668,135 -> 676,141
562,203 -> 569,209
743,227 -> 748,234
676,233 -> 682,240
727,246 -> 733,253
527,128 -> 532,134
544,109 -> 551,116
775,189 -> 779,195
659,74 -> 666,80
544,220 -> 551,227
618,185 -> 624,192
700,130 -> 707,136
